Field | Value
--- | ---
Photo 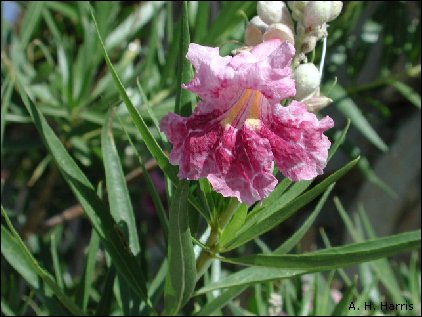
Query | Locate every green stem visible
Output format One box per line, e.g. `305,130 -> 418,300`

196,199 -> 240,277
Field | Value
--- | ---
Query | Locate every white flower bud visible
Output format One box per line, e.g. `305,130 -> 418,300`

304,94 -> 332,112
287,1 -> 309,12
293,63 -> 321,101
245,16 -> 268,46
287,1 -> 309,21
257,1 -> 293,27
263,23 -> 295,45
303,1 -> 343,28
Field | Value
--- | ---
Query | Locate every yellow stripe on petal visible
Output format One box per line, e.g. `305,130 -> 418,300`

222,89 -> 253,126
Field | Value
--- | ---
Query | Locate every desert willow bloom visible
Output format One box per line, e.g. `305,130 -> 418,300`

161,39 -> 333,206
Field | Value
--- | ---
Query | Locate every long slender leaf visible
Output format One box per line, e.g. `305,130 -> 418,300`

328,119 -> 350,161
95,267 -> 116,317
220,204 -> 248,247
331,283 -> 356,316
194,1 -> 210,43
1,76 -> 13,155
223,230 -> 421,270
1,208 -> 85,315
331,85 -> 388,152
222,158 -> 360,251
164,181 -> 196,315
21,2 -> 44,47
195,267 -> 306,295
117,114 -> 169,241
50,232 -> 64,290
91,7 -> 178,183
105,1 -> 165,50
102,109 -> 140,255
275,184 -> 335,254
194,285 -> 246,316
76,229 -> 100,311
175,1 -> 193,116
16,84 -> 150,306
200,2 -> 255,45
195,185 -> 335,295
391,81 -> 421,108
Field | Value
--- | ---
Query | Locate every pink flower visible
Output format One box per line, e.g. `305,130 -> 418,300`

160,39 -> 334,206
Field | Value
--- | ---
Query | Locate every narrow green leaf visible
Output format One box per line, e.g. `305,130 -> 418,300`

1,76 -> 13,156
164,181 -> 196,315
409,252 -> 420,307
200,2 -> 255,45
45,1 -> 78,22
220,204 -> 248,247
245,180 -> 311,230
1,208 -> 85,315
194,1 -> 210,43
357,156 -> 397,198
16,85 -> 150,306
331,85 -> 388,152
91,7 -> 178,183
102,109 -> 140,255
260,178 -> 292,207
1,298 -> 16,316
194,285 -> 246,315
275,184 -> 335,254
117,114 -> 169,241
222,158 -> 360,251
331,283 -> 356,316
136,79 -> 167,143
254,284 -> 266,316
21,2 -> 44,47
175,1 -> 194,116
42,9 -> 62,42
223,230 -> 421,270
95,267 -> 116,317
105,1 -> 165,50
195,267 -> 305,295
76,229 -> 100,311
50,232 -> 64,290
195,185 -> 335,295
338,202 -> 405,304
328,119 -> 350,161
391,81 -> 421,108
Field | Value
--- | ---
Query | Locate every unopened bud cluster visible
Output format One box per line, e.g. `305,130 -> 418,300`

289,1 -> 342,54
245,2 -> 295,46
244,1 -> 342,112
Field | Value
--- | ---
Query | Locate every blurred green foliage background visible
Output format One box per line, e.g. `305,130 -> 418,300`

1,1 -> 420,315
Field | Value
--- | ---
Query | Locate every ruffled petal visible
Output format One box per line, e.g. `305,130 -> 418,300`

161,40 -> 334,206
260,101 -> 334,181
229,40 -> 296,102
183,40 -> 296,115
208,125 -> 277,206
183,44 -> 236,112
160,109 -> 223,179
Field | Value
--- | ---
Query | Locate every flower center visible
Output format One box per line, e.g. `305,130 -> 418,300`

221,89 -> 263,128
